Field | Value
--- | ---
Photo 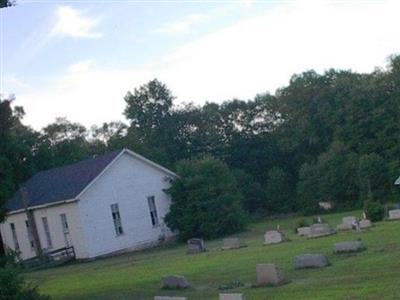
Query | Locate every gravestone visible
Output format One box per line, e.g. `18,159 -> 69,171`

263,230 -> 284,245
221,238 -> 242,250
219,293 -> 246,300
187,238 -> 206,254
342,216 -> 357,225
334,241 -> 365,253
297,227 -> 311,237
162,275 -> 190,289
294,254 -> 329,269
337,216 -> 357,231
359,219 -> 372,229
155,297 -> 187,300
388,209 -> 400,220
308,223 -> 335,238
256,263 -> 285,286
336,223 -> 353,231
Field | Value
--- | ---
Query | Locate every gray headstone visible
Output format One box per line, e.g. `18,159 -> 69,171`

256,263 -> 285,286
222,238 -> 241,250
334,241 -> 365,253
219,293 -> 246,300
297,226 -> 311,236
359,219 -> 372,229
336,223 -> 353,231
187,238 -> 206,253
388,209 -> 400,220
162,275 -> 190,289
263,230 -> 284,245
342,216 -> 357,225
294,254 -> 329,269
309,223 -> 335,238
155,297 -> 187,300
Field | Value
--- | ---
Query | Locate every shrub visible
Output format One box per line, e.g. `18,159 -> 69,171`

364,200 -> 384,222
165,156 -> 248,240
0,264 -> 50,300
295,218 -> 309,229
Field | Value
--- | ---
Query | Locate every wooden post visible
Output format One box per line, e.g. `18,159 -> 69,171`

21,186 -> 42,258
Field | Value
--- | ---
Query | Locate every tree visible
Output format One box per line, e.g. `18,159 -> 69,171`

39,118 -> 91,168
297,142 -> 359,213
124,79 -> 173,142
232,169 -> 266,214
0,0 -> 15,8
165,157 -> 247,240
358,153 -> 390,202
265,167 -> 293,213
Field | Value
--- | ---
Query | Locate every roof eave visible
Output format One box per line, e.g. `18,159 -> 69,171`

5,198 -> 78,216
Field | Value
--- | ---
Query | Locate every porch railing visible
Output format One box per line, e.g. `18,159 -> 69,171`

20,246 -> 75,269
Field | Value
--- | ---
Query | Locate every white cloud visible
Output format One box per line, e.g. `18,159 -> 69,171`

3,76 -> 31,90
155,13 -> 208,35
12,0 -> 400,129
51,6 -> 102,38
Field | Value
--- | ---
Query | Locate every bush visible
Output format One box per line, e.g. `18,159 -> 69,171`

165,156 -> 248,240
0,264 -> 50,300
364,200 -> 384,222
295,218 -> 309,229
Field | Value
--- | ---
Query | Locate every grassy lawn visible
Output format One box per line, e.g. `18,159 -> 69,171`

26,210 -> 400,300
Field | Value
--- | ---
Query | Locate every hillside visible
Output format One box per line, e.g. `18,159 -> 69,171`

27,210 -> 400,300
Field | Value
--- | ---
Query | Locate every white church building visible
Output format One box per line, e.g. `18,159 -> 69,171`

0,149 -> 177,260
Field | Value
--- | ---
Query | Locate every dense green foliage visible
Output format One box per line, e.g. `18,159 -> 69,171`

0,254 -> 50,300
1,56 -> 400,225
165,157 -> 247,240
363,200 -> 384,222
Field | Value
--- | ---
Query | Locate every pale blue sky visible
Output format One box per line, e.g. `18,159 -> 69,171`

1,0 -> 400,129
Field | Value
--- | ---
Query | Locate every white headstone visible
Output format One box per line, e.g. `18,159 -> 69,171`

388,209 -> 400,220
359,219 -> 372,229
263,230 -> 284,245
342,216 -> 357,225
297,227 -> 311,236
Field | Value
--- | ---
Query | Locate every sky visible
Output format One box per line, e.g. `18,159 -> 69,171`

1,0 -> 400,130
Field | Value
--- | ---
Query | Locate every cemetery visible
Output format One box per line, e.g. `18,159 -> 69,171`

23,210 -> 400,299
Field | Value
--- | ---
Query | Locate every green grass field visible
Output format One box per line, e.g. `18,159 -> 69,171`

26,210 -> 400,300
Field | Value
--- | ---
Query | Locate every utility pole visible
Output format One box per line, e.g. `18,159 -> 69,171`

21,185 -> 42,258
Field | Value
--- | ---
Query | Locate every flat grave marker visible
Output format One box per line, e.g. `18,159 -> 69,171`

295,254 -> 329,269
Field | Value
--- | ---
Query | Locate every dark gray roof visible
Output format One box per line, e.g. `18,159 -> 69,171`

7,149 -> 122,212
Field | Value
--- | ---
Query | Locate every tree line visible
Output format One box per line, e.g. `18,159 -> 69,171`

1,56 -> 400,224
